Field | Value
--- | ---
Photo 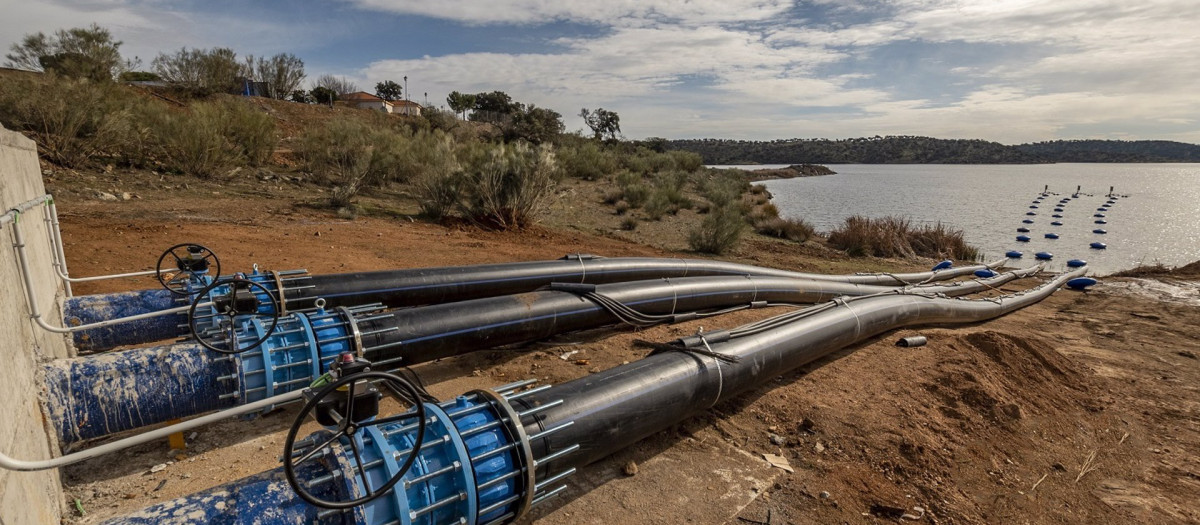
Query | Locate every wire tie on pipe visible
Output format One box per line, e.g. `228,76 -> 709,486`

699,331 -> 724,408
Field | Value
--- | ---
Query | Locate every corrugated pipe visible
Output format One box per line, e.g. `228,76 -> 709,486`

99,267 -> 1082,525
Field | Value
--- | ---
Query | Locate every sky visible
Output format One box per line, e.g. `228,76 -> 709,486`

2,0 -> 1197,144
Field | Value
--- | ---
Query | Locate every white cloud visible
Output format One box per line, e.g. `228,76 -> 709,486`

345,0 -> 795,26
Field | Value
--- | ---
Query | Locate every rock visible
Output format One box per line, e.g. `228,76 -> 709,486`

622,461 -> 638,476
120,192 -> 133,200
814,442 -> 826,453
819,491 -> 830,499
1178,350 -> 1197,359
148,463 -> 167,473
769,433 -> 788,446
96,191 -> 118,201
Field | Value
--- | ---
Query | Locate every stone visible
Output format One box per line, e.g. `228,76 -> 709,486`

622,461 -> 638,476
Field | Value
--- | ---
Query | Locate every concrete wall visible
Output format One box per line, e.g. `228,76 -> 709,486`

0,124 -> 66,524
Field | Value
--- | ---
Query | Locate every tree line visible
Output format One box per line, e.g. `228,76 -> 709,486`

667,136 -> 1200,164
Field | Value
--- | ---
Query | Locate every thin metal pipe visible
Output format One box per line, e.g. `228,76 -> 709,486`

0,390 -> 303,471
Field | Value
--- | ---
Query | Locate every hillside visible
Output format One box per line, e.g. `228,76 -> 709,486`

668,136 -> 1200,164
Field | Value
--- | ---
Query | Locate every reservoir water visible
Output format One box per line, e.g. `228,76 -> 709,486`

710,164 -> 1200,275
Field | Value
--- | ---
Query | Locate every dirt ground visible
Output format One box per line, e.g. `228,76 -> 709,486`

44,168 -> 1199,525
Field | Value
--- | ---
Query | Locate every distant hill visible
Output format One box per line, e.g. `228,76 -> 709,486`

666,136 -> 1200,164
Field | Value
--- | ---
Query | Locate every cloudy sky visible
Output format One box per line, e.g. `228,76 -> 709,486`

3,0 -> 1197,143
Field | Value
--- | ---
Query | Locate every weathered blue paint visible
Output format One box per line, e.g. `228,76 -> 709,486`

46,307 -> 356,447
108,396 -> 526,525
63,289 -> 184,352
101,460 -> 351,525
42,342 -> 237,447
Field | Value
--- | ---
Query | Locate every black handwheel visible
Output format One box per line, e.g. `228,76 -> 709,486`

283,371 -> 428,509
188,277 -> 280,354
156,243 -> 221,296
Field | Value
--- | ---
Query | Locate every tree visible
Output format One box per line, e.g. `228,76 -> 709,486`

509,105 -> 564,145
244,53 -> 306,99
5,24 -> 133,81
311,86 -> 337,105
446,91 -> 476,120
375,80 -> 402,101
152,47 -> 242,94
580,108 -> 621,141
314,74 -> 357,96
119,71 -> 161,82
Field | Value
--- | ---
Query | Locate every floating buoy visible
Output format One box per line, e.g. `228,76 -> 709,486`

1094,213 -> 1105,218
1029,205 -> 1039,209
1067,259 -> 1087,268
932,260 -> 953,271
1017,227 -> 1030,233
1005,250 -> 1024,258
1023,219 -> 1035,224
1106,200 -> 1116,204
1095,219 -> 1107,224
1096,208 -> 1106,212
1093,229 -> 1107,234
1051,221 -> 1063,226
1090,242 -> 1107,250
1035,251 -> 1054,260
1017,235 -> 1031,242
974,269 -> 998,278
1045,233 -> 1059,239
1066,277 -> 1098,290
1054,208 -> 1064,212
1027,211 -> 1037,216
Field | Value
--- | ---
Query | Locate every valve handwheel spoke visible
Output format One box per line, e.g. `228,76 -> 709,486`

187,277 -> 280,354
156,243 -> 221,296
283,371 -> 428,509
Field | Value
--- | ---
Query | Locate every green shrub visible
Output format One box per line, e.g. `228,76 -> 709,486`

297,117 -> 407,206
688,203 -> 746,254
643,192 -> 670,220
620,216 -> 638,231
458,142 -> 559,229
747,202 -> 780,224
407,131 -> 461,219
697,171 -> 750,207
158,102 -> 235,178
668,150 -> 703,172
217,98 -> 276,166
749,184 -> 769,195
559,140 -> 618,180
614,200 -> 630,215
0,74 -> 134,167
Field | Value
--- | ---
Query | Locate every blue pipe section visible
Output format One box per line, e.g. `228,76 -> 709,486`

102,394 -> 527,525
44,305 -> 353,447
63,289 -> 184,352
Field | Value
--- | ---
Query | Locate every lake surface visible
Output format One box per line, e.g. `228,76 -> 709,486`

713,164 -> 1200,275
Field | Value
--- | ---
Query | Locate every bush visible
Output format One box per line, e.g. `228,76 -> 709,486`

0,74 -> 134,167
754,217 -> 815,242
297,117 -> 406,206
828,215 -> 978,259
406,131 -> 461,219
158,102 -> 235,178
643,192 -> 671,220
697,171 -> 750,208
614,171 -> 650,208
688,203 -> 746,254
218,99 -> 276,166
458,142 -> 559,229
747,202 -> 780,224
749,184 -> 769,195
620,216 -> 638,231
614,200 -> 630,215
559,139 -> 618,180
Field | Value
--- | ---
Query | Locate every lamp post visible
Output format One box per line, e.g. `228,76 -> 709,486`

403,76 -> 408,115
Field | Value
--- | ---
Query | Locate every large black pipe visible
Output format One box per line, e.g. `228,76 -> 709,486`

510,268 -> 1085,477
278,256 -> 1005,311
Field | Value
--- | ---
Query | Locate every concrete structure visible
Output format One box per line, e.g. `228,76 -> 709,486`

0,123 -> 67,524
391,99 -> 423,116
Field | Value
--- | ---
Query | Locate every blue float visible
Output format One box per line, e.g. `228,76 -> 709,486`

1029,205 -> 1039,209
1051,221 -> 1063,226
1090,242 -> 1107,250
1052,214 -> 1063,218
1016,235 -> 1031,242
1054,208 -> 1064,212
1035,251 -> 1054,260
1067,277 -> 1099,290
1096,208 -> 1106,212
1017,227 -> 1030,233
932,260 -> 953,271
1005,250 -> 1024,258
974,269 -> 998,278
1067,259 -> 1087,268
1095,219 -> 1107,224
1026,211 -> 1037,216
1023,219 -> 1035,224
1045,233 -> 1059,239
1094,213 -> 1105,218
1093,229 -> 1107,234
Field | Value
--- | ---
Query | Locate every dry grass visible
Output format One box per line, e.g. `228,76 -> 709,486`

828,215 -> 979,260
